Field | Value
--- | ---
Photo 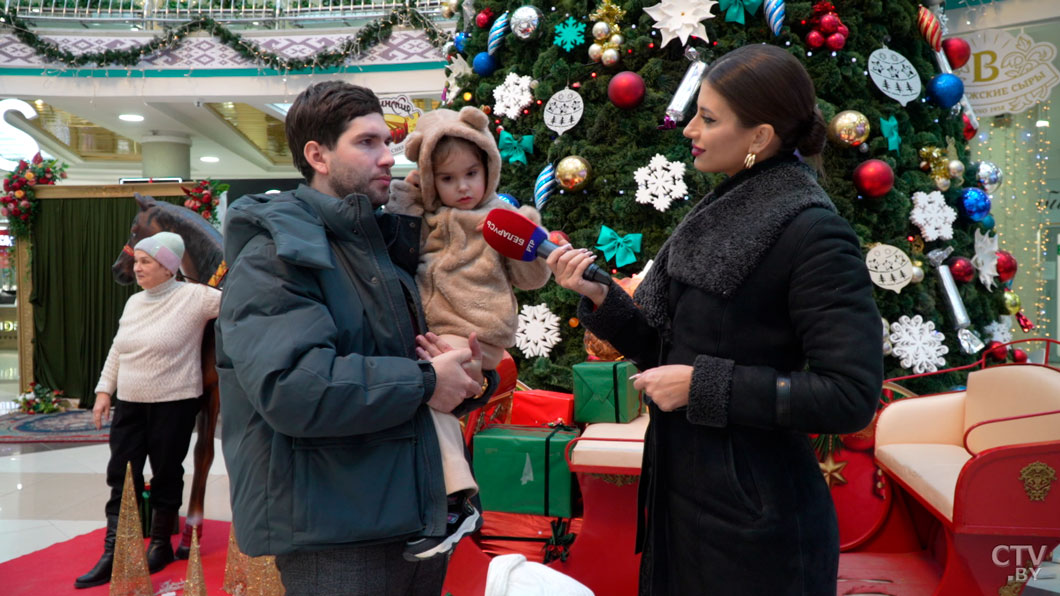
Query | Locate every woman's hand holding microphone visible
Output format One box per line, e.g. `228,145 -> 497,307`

545,244 -> 609,307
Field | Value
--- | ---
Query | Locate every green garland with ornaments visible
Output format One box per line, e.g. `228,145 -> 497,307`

0,4 -> 450,70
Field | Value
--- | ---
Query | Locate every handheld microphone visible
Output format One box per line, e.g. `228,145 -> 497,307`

482,208 -> 612,285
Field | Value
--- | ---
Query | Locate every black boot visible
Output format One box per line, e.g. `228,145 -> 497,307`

146,509 -> 177,573
74,515 -> 118,589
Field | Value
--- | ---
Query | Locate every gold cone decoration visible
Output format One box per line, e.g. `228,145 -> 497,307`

222,525 -> 250,594
184,526 -> 207,596
248,555 -> 285,596
224,524 -> 285,596
110,462 -> 153,596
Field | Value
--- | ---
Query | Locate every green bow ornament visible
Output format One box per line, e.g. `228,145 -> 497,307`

880,115 -> 901,153
498,131 -> 534,165
719,0 -> 764,24
596,225 -> 642,268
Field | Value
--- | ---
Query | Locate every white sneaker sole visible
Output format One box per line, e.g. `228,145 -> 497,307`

405,509 -> 481,561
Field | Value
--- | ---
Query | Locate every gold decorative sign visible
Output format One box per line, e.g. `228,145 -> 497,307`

954,29 -> 1060,117
1019,461 -> 1056,502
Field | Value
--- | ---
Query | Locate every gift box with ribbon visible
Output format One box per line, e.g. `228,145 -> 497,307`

510,390 -> 575,427
473,425 -> 579,518
572,361 -> 642,424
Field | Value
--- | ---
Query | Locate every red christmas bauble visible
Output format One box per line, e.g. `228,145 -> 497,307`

1012,348 -> 1029,363
942,37 -> 971,69
837,24 -> 849,38
996,250 -> 1018,282
948,256 -> 975,283
962,113 -> 977,141
549,230 -> 572,246
853,159 -> 894,198
985,340 -> 1008,362
819,12 -> 841,34
806,30 -> 825,49
476,9 -> 493,28
826,32 -> 847,51
607,71 -> 646,109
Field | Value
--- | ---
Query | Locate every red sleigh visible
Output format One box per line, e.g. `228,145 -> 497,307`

445,340 -> 1060,596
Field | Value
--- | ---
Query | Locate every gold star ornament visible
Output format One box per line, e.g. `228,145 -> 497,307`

820,454 -> 849,488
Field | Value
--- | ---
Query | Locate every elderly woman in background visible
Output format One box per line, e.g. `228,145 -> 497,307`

75,231 -> 221,589
547,44 -> 883,595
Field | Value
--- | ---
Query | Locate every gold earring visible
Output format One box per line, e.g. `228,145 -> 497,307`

744,152 -> 756,169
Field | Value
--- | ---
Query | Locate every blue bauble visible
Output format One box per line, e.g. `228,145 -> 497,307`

961,187 -> 991,222
928,73 -> 964,109
473,51 -> 499,76
980,214 -> 996,230
497,193 -> 520,207
454,32 -> 470,53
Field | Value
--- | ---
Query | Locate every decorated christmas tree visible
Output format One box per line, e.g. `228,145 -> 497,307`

439,0 -> 1024,396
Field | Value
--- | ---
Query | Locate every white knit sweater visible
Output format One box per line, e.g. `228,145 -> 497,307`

95,278 -> 222,403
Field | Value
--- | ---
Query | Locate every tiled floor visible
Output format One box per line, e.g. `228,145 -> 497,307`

0,345 -> 232,565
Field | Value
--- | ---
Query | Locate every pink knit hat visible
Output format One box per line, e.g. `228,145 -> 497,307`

134,232 -> 184,275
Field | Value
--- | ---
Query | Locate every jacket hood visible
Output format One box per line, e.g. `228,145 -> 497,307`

222,186 -> 336,270
404,106 -> 501,212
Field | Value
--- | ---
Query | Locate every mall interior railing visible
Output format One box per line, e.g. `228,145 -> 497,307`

1,0 -> 447,26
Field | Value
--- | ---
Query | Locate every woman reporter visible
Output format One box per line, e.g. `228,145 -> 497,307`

76,232 -> 220,589
547,44 -> 882,595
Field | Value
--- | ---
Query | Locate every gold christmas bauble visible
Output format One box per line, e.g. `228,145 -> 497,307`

1003,290 -> 1022,315
610,33 -> 625,46
601,48 -> 621,66
556,155 -> 592,191
934,176 -> 951,191
948,159 -> 965,178
441,5 -> 454,18
827,110 -> 871,148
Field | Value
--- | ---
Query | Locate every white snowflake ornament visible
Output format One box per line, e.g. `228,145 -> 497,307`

889,315 -> 949,374
909,191 -> 957,242
493,72 -> 534,120
515,303 -> 562,358
972,228 -> 999,290
634,154 -> 687,211
983,317 -> 1013,344
644,0 -> 718,47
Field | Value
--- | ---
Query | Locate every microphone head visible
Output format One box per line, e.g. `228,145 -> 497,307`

482,208 -> 549,262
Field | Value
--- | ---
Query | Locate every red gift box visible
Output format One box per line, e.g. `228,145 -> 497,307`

510,390 -> 575,427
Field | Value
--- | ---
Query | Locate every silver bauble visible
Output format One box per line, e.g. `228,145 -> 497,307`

975,161 -> 1003,193
948,159 -> 965,178
592,21 -> 611,40
510,5 -> 543,40
588,43 -> 603,62
911,266 -> 925,283
601,47 -> 620,66
883,341 -> 893,356
609,33 -> 624,46
935,176 -> 951,191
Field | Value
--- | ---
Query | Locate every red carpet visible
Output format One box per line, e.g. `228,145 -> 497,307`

0,519 -> 231,595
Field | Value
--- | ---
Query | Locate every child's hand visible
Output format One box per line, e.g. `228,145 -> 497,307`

405,169 -> 421,188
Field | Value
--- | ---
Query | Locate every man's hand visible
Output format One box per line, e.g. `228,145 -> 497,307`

93,392 -> 111,430
416,332 -> 485,384
426,348 -> 482,413
632,365 -> 693,412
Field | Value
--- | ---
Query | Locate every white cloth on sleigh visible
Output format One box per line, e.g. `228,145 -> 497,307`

484,554 -> 594,596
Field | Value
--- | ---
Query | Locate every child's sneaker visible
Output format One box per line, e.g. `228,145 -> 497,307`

403,496 -> 482,561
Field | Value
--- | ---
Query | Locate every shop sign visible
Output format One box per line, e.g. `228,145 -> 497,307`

945,0 -> 1006,7
379,95 -> 424,156
954,29 -> 1060,117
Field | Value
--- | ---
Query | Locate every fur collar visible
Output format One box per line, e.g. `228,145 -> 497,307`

634,157 -> 836,333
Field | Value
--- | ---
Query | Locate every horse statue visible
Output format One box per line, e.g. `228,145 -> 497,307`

111,192 -> 226,559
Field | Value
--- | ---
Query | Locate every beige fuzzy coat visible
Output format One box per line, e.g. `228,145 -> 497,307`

388,107 -> 551,348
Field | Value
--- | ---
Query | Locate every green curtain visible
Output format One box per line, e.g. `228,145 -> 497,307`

31,195 -> 182,407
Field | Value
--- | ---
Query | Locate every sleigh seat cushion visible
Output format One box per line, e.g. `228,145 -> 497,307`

875,443 -> 971,521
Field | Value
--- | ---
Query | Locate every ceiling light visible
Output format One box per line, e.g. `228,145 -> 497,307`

119,114 -> 144,122
1036,120 -> 1050,128
199,156 -> 220,163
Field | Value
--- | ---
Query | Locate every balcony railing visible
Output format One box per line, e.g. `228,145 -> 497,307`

2,0 -> 448,26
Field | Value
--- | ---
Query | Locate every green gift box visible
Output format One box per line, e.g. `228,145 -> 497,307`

473,425 -> 579,518
573,361 -> 642,424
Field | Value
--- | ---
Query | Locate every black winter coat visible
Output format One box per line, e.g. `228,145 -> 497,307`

579,156 -> 883,595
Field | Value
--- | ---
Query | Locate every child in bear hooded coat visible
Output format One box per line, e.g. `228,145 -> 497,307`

388,106 -> 551,560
